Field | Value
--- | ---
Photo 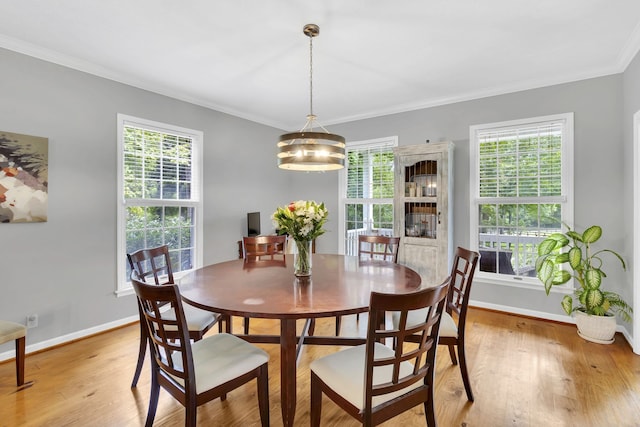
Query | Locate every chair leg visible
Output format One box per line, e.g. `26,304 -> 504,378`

15,336 -> 25,387
457,341 -> 474,401
310,373 -> 322,427
217,314 -> 232,334
185,399 -> 197,427
244,317 -> 250,335
226,315 -> 232,333
335,316 -> 341,336
308,318 -> 316,336
257,364 -> 270,427
145,367 -> 160,427
448,343 -> 458,365
131,322 -> 148,387
424,389 -> 437,427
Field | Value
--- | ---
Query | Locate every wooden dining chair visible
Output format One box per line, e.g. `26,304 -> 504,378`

131,278 -> 270,427
335,235 -> 401,336
393,246 -> 480,401
242,235 -> 287,334
127,245 -> 228,388
310,280 -> 449,426
358,235 -> 401,263
242,235 -> 287,261
0,320 -> 27,387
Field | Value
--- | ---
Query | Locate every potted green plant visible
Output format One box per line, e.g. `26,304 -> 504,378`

535,224 -> 632,344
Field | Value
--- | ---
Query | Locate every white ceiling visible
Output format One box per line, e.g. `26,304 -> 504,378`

1,1 -> 640,130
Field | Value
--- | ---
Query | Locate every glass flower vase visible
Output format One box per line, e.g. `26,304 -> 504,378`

293,239 -> 312,277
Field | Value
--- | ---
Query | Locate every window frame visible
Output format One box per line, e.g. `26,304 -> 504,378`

116,114 -> 203,296
469,113 -> 574,289
338,136 -> 398,255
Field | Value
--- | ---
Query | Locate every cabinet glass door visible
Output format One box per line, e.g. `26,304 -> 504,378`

403,158 -> 439,239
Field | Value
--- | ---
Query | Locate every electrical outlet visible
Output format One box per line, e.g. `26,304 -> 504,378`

26,314 -> 38,329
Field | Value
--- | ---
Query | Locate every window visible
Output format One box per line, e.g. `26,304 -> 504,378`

116,114 -> 203,295
338,137 -> 397,255
470,113 -> 573,285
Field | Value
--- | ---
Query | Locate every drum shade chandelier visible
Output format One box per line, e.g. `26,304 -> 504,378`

277,24 -> 345,171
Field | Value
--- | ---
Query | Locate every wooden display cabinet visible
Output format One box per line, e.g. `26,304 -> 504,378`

393,141 -> 453,285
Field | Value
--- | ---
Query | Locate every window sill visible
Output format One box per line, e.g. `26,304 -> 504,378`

474,272 -> 573,294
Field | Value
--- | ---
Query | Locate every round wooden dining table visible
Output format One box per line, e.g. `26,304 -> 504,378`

179,253 -> 422,427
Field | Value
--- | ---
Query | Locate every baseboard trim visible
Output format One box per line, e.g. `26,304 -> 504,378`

470,299 -> 634,349
0,315 -> 138,363
469,299 -> 575,323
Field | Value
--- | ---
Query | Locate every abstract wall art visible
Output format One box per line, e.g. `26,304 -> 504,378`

0,130 -> 48,223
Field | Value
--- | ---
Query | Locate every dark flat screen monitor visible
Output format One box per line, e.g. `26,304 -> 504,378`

247,212 -> 260,237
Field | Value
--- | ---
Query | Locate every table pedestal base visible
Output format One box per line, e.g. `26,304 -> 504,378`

281,319 -> 297,427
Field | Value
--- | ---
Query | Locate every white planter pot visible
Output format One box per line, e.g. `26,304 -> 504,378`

574,310 -> 617,344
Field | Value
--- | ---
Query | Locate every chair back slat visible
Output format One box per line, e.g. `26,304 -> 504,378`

364,280 -> 448,405
358,235 -> 400,263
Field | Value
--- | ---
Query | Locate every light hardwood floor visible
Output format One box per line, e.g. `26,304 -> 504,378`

1,308 -> 639,426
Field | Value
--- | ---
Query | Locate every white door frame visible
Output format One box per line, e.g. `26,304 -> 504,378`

633,110 -> 640,354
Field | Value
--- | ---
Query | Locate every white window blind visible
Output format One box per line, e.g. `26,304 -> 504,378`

478,121 -> 563,200
123,127 -> 198,202
346,141 -> 395,200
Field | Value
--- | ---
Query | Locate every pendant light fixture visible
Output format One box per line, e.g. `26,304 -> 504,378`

277,24 -> 345,171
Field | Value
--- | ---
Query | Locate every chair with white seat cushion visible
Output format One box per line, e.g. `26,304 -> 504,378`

310,280 -> 449,426
0,320 -> 27,387
392,246 -> 479,402
131,277 -> 270,427
127,245 -> 228,388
